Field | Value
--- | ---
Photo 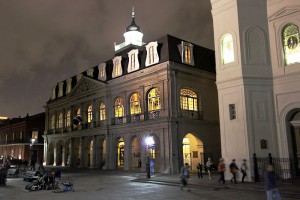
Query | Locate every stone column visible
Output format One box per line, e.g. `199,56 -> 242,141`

91,135 -> 97,169
69,138 -> 75,167
53,144 -> 57,166
79,137 -> 85,168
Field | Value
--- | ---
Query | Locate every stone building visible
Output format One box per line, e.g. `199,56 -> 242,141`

0,113 -> 45,166
43,8 -> 220,174
210,0 -> 300,180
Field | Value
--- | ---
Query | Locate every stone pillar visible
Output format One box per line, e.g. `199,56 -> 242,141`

69,138 -> 75,167
91,135 -> 97,169
53,144 -> 57,166
43,135 -> 48,165
79,137 -> 85,168
124,143 -> 131,171
61,145 -> 66,166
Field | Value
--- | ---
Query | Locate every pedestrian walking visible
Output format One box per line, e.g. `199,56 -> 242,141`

229,159 -> 239,183
206,158 -> 213,179
180,163 -> 190,191
197,163 -> 203,178
240,159 -> 247,183
265,164 -> 281,200
218,158 -> 225,184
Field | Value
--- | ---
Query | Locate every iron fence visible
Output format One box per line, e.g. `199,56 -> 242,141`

253,153 -> 298,182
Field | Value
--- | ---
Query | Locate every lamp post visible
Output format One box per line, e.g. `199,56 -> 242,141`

145,136 -> 155,178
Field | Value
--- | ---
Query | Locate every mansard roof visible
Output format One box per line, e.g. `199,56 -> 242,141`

48,34 -> 215,102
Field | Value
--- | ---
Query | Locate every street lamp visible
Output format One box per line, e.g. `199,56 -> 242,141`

145,136 -> 155,178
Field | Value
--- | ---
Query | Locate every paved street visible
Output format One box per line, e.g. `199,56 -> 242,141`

1,169 -> 299,200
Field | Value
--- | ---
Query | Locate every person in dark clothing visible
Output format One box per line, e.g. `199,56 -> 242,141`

197,163 -> 203,178
240,159 -> 247,183
265,164 -> 281,200
218,158 -> 225,184
229,159 -> 239,183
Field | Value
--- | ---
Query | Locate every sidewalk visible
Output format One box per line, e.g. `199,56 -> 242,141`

134,172 -> 300,199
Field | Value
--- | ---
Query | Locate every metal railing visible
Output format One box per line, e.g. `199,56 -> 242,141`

253,153 -> 298,181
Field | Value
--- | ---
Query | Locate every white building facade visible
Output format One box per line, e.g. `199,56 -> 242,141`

43,11 -> 220,174
210,0 -> 300,180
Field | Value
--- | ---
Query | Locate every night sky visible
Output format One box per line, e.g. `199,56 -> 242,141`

0,0 -> 214,118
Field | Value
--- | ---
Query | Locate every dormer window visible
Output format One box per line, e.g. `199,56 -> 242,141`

76,74 -> 82,82
51,86 -> 56,100
112,56 -> 123,78
98,63 -> 107,81
128,49 -> 139,73
178,41 -> 194,65
58,82 -> 64,98
145,41 -> 159,67
87,68 -> 94,77
66,78 -> 72,94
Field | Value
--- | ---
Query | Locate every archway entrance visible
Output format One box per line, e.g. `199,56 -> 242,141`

288,109 -> 300,175
182,133 -> 204,172
131,136 -> 141,170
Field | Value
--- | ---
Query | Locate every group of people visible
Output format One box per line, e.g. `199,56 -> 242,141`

180,159 -> 281,199
217,158 -> 248,184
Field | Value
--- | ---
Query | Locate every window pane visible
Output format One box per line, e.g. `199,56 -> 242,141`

148,88 -> 160,111
283,24 -> 300,65
221,34 -> 235,64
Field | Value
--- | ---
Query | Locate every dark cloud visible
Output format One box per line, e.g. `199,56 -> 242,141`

0,0 -> 214,118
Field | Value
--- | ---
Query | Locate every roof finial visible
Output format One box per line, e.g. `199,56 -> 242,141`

132,5 -> 135,19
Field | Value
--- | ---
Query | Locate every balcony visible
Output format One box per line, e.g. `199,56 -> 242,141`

145,110 -> 160,120
180,110 -> 202,120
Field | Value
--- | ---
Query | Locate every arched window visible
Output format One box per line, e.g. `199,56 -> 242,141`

65,110 -> 71,127
87,105 -> 93,123
180,88 -> 198,111
282,24 -> 300,65
57,113 -> 63,128
221,33 -> 235,64
51,115 -> 55,129
130,93 -> 141,115
100,103 -> 106,121
115,98 -> 124,117
148,88 -> 161,111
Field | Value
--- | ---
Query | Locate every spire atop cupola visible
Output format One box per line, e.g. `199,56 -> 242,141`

114,5 -> 144,53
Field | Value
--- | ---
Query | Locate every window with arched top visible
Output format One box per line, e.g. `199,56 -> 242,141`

282,24 -> 300,65
87,105 -> 93,123
221,33 -> 235,64
148,88 -> 161,111
130,93 -> 141,115
57,113 -> 63,128
100,103 -> 106,121
180,88 -> 198,111
65,110 -> 71,127
115,98 -> 124,117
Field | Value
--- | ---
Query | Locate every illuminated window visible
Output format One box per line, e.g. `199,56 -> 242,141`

180,88 -> 198,111
148,88 -> 161,111
115,98 -> 124,117
283,24 -> 300,65
51,115 -> 55,129
99,67 -> 105,77
100,103 -> 106,121
98,63 -> 107,81
112,56 -> 123,78
87,105 -> 93,123
178,41 -> 194,65
131,54 -> 135,70
118,138 -> 125,166
229,104 -> 236,120
145,41 -> 159,67
32,131 -> 38,139
128,49 -> 139,73
57,113 -> 63,128
184,45 -> 191,64
182,137 -> 191,166
130,93 -> 141,115
65,110 -> 71,127
221,33 -> 235,64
